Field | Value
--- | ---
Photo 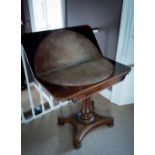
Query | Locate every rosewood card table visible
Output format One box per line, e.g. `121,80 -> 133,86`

22,25 -> 130,148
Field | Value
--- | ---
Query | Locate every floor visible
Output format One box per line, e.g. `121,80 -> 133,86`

21,93 -> 134,155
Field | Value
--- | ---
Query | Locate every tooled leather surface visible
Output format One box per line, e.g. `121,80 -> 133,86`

34,30 -> 114,86
38,58 -> 113,86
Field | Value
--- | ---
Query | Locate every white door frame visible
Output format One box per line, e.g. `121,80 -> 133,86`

100,0 -> 134,105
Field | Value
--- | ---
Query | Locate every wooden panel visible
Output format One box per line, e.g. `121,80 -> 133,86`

38,60 -> 130,100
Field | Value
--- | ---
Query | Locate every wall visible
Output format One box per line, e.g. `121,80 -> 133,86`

66,0 -> 123,60
21,0 -> 32,33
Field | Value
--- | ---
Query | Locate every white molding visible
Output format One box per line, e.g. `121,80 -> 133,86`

99,0 -> 134,105
116,0 -> 134,65
28,0 -> 36,32
61,0 -> 67,27
111,0 -> 134,105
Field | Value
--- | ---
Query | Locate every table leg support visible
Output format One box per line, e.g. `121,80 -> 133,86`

57,97 -> 114,149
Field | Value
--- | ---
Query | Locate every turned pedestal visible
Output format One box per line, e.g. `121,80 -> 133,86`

22,25 -> 130,149
58,97 -> 114,149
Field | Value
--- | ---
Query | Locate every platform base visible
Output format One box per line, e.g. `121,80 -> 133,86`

58,97 -> 114,148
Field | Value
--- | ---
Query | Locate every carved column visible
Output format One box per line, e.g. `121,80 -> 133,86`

80,97 -> 95,124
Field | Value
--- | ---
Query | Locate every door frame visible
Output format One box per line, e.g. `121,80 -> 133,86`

100,0 -> 134,105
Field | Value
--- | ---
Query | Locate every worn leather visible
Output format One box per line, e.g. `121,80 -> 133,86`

35,30 -> 114,86
38,58 -> 113,86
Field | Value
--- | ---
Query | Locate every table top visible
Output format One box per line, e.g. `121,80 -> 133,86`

22,25 -> 130,101
37,58 -> 114,87
38,58 -> 130,101
34,29 -> 114,86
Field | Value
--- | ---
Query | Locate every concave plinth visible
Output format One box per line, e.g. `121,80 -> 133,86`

58,97 -> 114,149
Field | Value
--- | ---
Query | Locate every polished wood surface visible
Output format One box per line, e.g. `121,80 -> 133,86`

22,25 -> 130,149
40,58 -> 129,149
58,97 -> 114,148
38,59 -> 129,101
